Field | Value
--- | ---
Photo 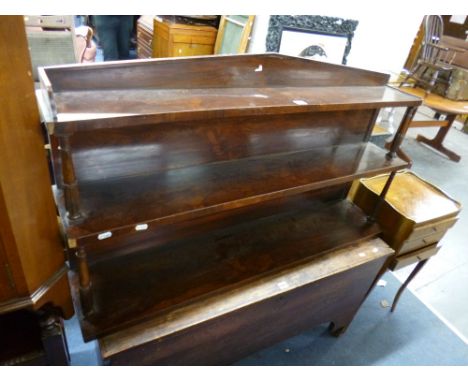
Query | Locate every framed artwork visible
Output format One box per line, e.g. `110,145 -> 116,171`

266,15 -> 359,65
279,27 -> 349,64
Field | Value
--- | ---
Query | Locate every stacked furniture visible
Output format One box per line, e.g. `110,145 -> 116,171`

431,36 -> 468,101
136,15 -> 154,59
350,171 -> 461,311
37,53 -> 421,365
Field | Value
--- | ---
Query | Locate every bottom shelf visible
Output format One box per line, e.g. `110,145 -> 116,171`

99,237 -> 393,365
77,199 -> 381,340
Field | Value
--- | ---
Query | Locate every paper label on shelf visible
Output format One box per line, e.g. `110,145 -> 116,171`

449,15 -> 466,24
277,281 -> 289,290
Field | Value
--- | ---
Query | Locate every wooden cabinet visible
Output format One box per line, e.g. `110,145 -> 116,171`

0,16 -> 73,319
152,16 -> 217,58
136,15 -> 154,59
37,53 -> 421,364
0,16 -> 72,365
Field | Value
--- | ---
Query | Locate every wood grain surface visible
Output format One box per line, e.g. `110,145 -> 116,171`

97,237 -> 393,365
0,16 -> 71,317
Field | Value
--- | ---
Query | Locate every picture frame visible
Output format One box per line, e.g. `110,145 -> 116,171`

266,15 -> 359,65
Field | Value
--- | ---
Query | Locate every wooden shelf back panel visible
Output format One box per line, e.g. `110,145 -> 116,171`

61,142 -> 407,240
42,53 -> 390,93
69,109 -> 375,182
81,186 -> 346,259
78,199 -> 381,340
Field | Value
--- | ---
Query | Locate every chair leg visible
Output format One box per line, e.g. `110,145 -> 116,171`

426,68 -> 441,94
401,62 -> 424,87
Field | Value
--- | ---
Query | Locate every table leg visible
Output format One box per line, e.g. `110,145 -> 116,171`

40,311 -> 70,365
384,140 -> 413,166
416,114 -> 461,162
384,106 -> 417,165
391,258 -> 429,312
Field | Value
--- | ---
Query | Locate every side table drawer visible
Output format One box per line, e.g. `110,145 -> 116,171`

391,244 -> 440,270
400,229 -> 446,254
406,217 -> 458,243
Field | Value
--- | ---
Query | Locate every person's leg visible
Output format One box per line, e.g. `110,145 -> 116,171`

116,16 -> 134,60
94,16 -> 119,61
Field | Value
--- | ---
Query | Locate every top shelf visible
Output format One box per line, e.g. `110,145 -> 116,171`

50,86 -> 420,125
38,53 -> 422,131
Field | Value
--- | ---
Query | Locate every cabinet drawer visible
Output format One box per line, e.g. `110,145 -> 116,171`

399,229 -> 446,254
172,42 -> 214,57
391,244 -> 440,270
406,217 -> 457,243
137,29 -> 153,47
137,46 -> 152,59
137,39 -> 152,55
172,33 -> 216,45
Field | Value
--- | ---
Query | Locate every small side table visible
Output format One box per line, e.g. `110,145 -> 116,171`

387,86 -> 468,163
349,170 -> 462,311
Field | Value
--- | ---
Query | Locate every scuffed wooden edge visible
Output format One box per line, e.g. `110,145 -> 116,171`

0,265 -> 68,314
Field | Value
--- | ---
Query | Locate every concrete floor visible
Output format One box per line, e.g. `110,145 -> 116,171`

380,106 -> 468,343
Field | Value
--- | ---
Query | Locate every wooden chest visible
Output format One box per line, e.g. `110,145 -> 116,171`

152,16 -> 217,58
350,171 -> 461,270
136,15 -> 154,59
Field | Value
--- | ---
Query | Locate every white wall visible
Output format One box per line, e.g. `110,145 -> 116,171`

248,14 -> 423,79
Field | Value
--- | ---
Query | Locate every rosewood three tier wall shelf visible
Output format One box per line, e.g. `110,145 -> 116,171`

37,53 -> 421,365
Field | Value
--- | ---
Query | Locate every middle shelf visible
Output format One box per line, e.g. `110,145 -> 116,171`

76,198 -> 382,340
59,142 -> 408,241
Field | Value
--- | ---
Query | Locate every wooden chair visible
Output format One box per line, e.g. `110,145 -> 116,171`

399,15 -> 465,95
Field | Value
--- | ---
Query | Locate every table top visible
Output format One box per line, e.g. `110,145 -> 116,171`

397,86 -> 468,115
359,170 -> 461,224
